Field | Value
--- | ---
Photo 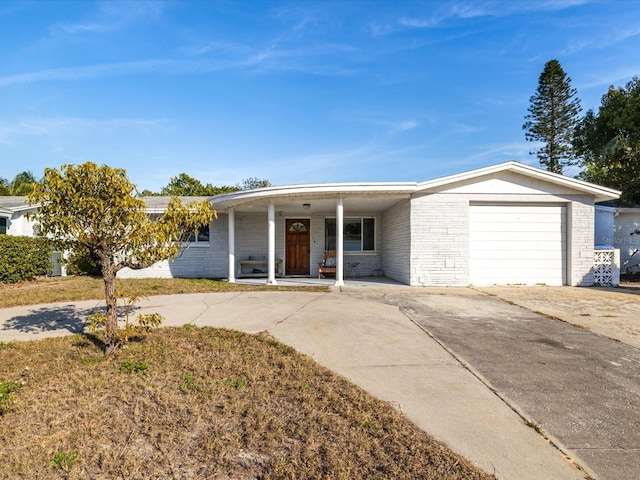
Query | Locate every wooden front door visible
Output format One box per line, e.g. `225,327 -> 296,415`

286,219 -> 310,275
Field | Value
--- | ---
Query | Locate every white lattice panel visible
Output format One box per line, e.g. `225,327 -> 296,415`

594,250 -> 614,286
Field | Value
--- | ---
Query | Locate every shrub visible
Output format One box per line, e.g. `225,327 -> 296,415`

0,236 -> 53,283
65,250 -> 102,276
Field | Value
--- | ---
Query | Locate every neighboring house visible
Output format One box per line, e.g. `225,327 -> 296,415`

595,205 -> 640,274
2,163 -> 622,286
117,161 -> 620,287
0,196 -> 63,276
0,196 -> 38,236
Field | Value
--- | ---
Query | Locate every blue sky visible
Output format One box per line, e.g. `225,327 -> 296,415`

0,0 -> 639,192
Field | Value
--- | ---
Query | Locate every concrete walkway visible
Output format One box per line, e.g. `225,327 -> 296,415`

0,290 -> 589,480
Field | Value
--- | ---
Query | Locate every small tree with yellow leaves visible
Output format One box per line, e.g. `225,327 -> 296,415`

29,162 -> 216,355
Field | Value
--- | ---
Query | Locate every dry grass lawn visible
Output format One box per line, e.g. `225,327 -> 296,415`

0,276 -> 327,308
0,327 -> 495,479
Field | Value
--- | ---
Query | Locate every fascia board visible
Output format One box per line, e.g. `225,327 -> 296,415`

10,205 -> 37,213
210,182 -> 417,208
416,161 -> 621,202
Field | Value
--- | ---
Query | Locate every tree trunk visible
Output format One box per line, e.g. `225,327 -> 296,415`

103,263 -> 120,355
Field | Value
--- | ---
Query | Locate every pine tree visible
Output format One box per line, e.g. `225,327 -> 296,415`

523,59 -> 581,174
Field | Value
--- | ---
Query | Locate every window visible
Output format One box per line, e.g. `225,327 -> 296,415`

325,217 -> 375,251
289,221 -> 307,232
147,213 -> 209,244
0,217 -> 7,235
187,224 -> 210,243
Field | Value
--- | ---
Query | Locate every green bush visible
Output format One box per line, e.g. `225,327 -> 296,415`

65,250 -> 102,276
0,236 -> 53,283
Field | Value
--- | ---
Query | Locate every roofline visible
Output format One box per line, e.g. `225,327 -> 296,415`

595,205 -> 618,212
0,196 -> 36,213
210,162 -> 621,208
210,182 -> 418,208
9,205 -> 37,213
416,161 -> 621,202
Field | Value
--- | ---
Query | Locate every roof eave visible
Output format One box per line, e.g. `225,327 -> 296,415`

416,161 -> 621,202
210,182 -> 417,209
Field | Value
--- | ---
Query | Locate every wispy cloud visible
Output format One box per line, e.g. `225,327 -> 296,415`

180,41 -> 250,58
450,122 -> 484,134
0,116 -> 168,144
0,61 -> 163,87
0,58 -> 239,88
396,0 -> 589,32
394,121 -> 418,132
560,22 -> 640,56
52,1 -> 162,35
579,68 -> 640,90
243,42 -> 358,72
345,115 -> 419,132
0,45 -> 359,88
399,2 -> 497,28
455,141 -> 533,167
270,139 -> 437,184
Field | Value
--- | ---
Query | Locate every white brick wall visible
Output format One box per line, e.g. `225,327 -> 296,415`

382,199 -> 411,284
409,193 -> 469,286
310,214 -> 326,276
235,212 -> 269,260
568,198 -> 596,286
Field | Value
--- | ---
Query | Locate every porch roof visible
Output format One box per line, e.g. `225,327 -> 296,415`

210,182 -> 416,214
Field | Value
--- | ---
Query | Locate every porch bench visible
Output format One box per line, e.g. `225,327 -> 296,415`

318,250 -> 337,279
238,258 -> 283,278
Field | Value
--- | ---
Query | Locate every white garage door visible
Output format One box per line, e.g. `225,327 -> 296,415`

469,204 -> 566,285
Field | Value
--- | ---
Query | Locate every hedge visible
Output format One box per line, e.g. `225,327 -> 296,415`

0,236 -> 54,283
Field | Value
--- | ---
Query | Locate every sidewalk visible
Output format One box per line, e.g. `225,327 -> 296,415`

0,291 -> 587,480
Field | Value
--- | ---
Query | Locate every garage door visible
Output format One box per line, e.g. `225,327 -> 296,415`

469,204 -> 566,285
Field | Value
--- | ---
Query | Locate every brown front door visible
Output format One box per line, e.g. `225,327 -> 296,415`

286,219 -> 310,275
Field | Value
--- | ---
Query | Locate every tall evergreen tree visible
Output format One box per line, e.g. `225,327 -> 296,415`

523,59 -> 581,174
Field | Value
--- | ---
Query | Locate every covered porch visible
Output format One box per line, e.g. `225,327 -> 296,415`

209,183 -> 414,286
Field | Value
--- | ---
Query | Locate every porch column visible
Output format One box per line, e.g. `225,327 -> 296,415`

267,200 -> 277,285
227,207 -> 235,283
335,197 -> 345,286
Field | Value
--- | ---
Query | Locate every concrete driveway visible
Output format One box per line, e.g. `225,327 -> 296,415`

345,286 -> 640,480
